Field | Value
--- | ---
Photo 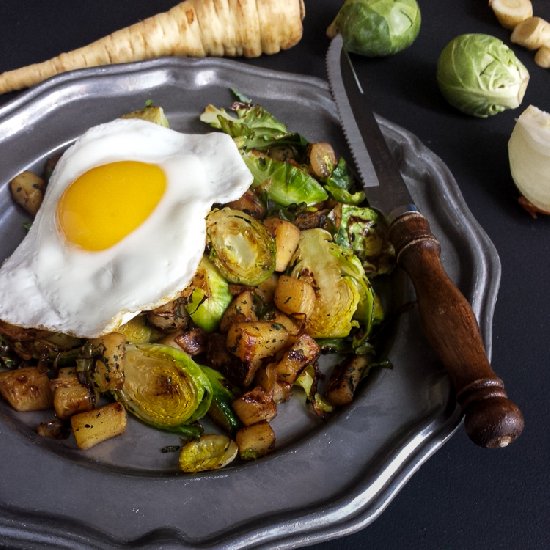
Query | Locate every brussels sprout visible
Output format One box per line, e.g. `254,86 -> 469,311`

206,208 -> 276,286
178,434 -> 238,473
115,344 -> 212,435
242,151 -> 328,207
289,228 -> 362,338
437,34 -> 530,118
327,0 -> 421,57
333,204 -> 395,275
184,257 -> 232,332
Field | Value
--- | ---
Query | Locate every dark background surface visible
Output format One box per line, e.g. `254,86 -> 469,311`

0,1 -> 548,548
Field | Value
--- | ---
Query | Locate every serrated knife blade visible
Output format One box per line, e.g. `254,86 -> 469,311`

326,33 -> 524,448
326,34 -> 412,219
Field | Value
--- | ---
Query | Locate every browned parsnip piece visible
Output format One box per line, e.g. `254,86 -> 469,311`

9,171 -> 45,216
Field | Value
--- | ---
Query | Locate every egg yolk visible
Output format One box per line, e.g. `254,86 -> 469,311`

57,161 -> 167,251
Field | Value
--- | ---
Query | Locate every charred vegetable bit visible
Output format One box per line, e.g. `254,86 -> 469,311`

294,363 -> 334,417
202,366 -> 241,434
36,418 -> 71,440
0,97 -> 396,470
334,204 -> 395,276
0,335 -> 19,369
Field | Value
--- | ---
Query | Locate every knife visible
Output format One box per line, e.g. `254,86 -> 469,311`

326,34 -> 524,448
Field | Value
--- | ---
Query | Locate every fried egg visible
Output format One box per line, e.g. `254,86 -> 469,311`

0,118 -> 253,337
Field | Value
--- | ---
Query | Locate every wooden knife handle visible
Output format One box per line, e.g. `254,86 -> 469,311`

389,211 -> 524,448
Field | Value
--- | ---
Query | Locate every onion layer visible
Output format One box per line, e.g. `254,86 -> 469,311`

508,105 -> 550,212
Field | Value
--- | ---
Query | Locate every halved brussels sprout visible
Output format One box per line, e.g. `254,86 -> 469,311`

185,257 -> 232,332
115,344 -> 212,434
289,228 -> 362,338
206,208 -> 275,286
178,434 -> 238,473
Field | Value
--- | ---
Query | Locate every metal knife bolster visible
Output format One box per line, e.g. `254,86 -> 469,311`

325,34 -> 524,448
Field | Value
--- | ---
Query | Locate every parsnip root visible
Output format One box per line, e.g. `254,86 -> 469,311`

511,16 -> 550,50
489,0 -> 533,30
0,0 -> 305,94
534,46 -> 550,68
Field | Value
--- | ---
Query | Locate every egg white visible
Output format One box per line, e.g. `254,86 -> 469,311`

0,118 -> 253,337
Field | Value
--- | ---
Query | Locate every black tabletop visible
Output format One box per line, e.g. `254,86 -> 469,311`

0,1 -> 548,549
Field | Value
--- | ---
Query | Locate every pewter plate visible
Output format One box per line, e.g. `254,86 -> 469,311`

0,58 -> 500,549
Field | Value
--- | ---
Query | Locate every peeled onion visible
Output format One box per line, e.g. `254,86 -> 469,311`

508,105 -> 550,214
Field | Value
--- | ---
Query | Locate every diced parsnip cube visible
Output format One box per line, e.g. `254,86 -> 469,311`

0,367 -> 53,412
254,274 -> 279,304
206,333 -> 260,387
54,386 -> 94,419
91,332 -> 126,392
219,290 -> 258,333
50,367 -> 94,419
9,170 -> 46,216
268,311 -> 302,336
274,275 -> 316,318
232,386 -> 277,426
263,218 -> 301,272
275,333 -> 320,385
71,402 -> 127,450
326,355 -> 370,406
226,321 -> 289,364
236,421 -> 276,460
